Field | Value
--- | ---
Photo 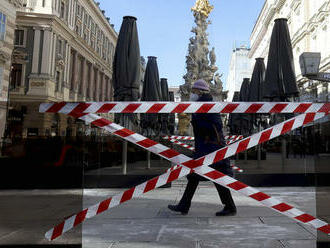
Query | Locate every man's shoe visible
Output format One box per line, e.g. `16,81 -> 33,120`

168,204 -> 189,215
215,207 -> 237,216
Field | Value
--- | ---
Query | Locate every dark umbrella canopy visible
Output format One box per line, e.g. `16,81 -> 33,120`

263,18 -> 299,101
239,78 -> 250,101
249,58 -> 266,102
239,78 -> 251,135
228,92 -> 241,134
169,91 -> 175,134
141,57 -> 162,101
140,56 -> 162,136
160,78 -> 169,101
112,16 -> 141,129
113,16 -> 141,101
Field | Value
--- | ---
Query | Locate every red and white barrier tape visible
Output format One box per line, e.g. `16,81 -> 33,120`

166,139 -> 243,173
40,102 -> 330,114
162,135 -> 244,142
43,108 -> 329,240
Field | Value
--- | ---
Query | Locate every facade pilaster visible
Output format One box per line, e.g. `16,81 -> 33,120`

94,68 -> 99,101
41,30 -> 52,75
31,29 -> 41,74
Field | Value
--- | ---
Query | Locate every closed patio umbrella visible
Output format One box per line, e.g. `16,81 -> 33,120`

160,78 -> 169,135
113,16 -> 141,130
263,18 -> 299,101
140,56 -> 162,136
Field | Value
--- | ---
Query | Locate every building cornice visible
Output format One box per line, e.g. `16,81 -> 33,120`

8,0 -> 23,8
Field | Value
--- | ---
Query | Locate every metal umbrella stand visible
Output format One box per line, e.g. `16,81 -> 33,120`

263,18 -> 299,169
113,16 -> 141,174
249,58 -> 266,164
169,91 -> 175,134
140,56 -> 162,168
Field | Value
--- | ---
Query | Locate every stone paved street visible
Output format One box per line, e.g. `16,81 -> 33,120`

1,180 -> 329,247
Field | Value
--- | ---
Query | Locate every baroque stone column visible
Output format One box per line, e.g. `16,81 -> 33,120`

70,50 -> 78,92
31,29 -> 41,74
94,68 -> 99,101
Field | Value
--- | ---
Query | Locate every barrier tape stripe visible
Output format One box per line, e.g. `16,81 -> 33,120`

166,139 -> 243,172
162,135 -> 244,142
40,102 -> 330,114
43,110 -> 329,240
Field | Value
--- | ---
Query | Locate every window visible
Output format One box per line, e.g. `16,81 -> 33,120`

14,30 -> 24,46
0,66 -> 3,95
60,2 -> 65,19
0,12 -> 6,41
56,71 -> 60,91
10,64 -> 23,89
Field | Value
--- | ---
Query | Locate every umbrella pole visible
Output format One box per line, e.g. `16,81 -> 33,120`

257,120 -> 262,169
147,151 -> 151,170
122,140 -> 127,175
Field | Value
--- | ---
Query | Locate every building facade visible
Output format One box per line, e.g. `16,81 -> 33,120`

249,0 -> 330,102
226,44 -> 251,101
7,0 -> 117,138
0,0 -> 23,144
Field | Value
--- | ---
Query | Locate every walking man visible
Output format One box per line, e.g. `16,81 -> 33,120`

168,79 -> 237,216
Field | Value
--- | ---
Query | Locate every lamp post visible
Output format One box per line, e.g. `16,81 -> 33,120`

299,53 -> 330,83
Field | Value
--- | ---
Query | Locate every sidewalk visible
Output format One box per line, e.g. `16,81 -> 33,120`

0,182 -> 329,247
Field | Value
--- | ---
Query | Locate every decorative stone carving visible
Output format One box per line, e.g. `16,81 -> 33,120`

0,50 -> 11,63
12,48 -> 28,63
8,0 -> 24,8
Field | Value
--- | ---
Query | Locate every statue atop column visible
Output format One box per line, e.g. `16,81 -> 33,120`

180,0 -> 224,102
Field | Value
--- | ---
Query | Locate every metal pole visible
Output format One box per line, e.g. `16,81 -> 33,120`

147,151 -> 151,169
281,137 -> 286,170
122,140 -> 127,175
257,121 -> 261,169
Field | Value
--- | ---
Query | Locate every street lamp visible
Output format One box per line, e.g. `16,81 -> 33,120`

299,52 -> 330,82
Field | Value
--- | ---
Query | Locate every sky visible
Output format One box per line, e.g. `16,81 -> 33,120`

99,0 -> 265,88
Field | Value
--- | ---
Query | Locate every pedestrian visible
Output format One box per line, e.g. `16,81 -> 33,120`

168,79 -> 237,216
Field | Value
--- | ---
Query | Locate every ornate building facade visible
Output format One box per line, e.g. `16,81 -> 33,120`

0,0 -> 23,143
8,0 -> 117,138
249,0 -> 330,102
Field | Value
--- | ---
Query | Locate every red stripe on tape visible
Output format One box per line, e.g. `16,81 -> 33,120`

167,167 -> 182,183
97,198 -> 112,214
272,203 -> 293,212
259,129 -> 273,144
51,222 -> 65,240
318,224 -> 330,234
204,170 -> 224,180
318,103 -> 330,113
137,138 -> 158,148
294,103 -> 312,113
144,177 -> 158,193
227,181 -> 248,191
69,103 -> 91,118
237,138 -> 250,154
213,147 -> 228,163
122,104 -> 142,113
182,157 -> 204,169
120,187 -> 136,203
295,214 -> 316,223
245,104 -> 263,113
96,103 -> 116,113
146,103 -> 166,113
159,149 -> 180,159
196,104 -> 215,113
171,104 -> 190,113
114,128 -> 136,138
74,209 -> 88,227
270,104 -> 288,113
250,192 -> 270,201
47,102 -> 67,113
281,120 -> 295,135
303,113 -> 316,125
92,118 -> 112,127
220,104 -> 239,113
